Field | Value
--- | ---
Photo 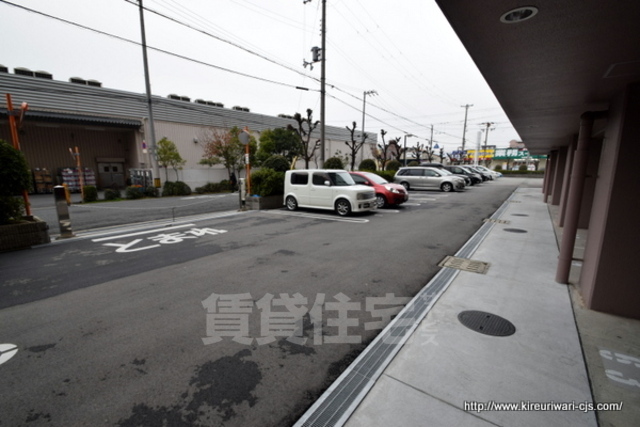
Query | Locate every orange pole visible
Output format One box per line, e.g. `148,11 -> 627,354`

245,143 -> 251,196
75,146 -> 85,201
5,93 -> 32,216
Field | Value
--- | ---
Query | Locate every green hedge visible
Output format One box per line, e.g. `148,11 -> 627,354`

250,168 -> 285,197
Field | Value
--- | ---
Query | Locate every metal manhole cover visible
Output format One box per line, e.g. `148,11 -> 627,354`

483,218 -> 510,224
438,256 -> 490,274
458,311 -> 516,336
504,228 -> 528,233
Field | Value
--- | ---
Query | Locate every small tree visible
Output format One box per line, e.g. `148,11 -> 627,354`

344,121 -> 369,171
288,109 -> 320,168
0,139 -> 31,224
409,142 -> 425,163
156,137 -> 185,181
255,127 -> 300,164
200,127 -> 257,180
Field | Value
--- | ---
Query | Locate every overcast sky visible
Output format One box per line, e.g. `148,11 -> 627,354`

1,0 -> 521,153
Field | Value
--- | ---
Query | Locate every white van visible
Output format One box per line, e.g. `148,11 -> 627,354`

284,169 -> 377,216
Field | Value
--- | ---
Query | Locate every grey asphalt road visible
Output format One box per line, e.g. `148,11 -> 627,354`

0,178 -> 539,426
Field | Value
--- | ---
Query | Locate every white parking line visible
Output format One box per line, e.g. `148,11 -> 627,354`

264,210 -> 370,223
91,223 -> 197,242
402,203 -> 422,206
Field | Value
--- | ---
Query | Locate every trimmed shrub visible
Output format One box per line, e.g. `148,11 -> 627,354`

0,196 -> 24,224
83,185 -> 98,203
144,186 -> 159,197
104,188 -> 121,200
518,164 -> 528,172
250,169 -> 285,197
495,165 -> 503,171
323,156 -> 344,169
195,182 -> 228,194
358,159 -> 377,171
386,160 -> 402,171
125,185 -> 145,199
174,181 -> 192,196
262,155 -> 290,172
161,181 -> 192,197
372,170 -> 396,183
408,161 -> 419,166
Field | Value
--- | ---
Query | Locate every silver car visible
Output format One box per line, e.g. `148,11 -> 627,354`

394,167 -> 465,192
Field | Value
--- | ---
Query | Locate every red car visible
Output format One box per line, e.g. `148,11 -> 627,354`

349,171 -> 409,208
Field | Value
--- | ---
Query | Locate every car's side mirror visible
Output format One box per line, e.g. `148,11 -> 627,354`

324,180 -> 331,186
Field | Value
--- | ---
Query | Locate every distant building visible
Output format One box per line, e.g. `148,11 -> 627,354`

0,69 -> 375,190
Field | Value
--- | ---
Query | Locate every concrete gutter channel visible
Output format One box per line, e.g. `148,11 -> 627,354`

295,186 -> 640,427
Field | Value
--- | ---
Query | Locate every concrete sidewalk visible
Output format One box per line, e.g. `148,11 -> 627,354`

296,186 -> 639,427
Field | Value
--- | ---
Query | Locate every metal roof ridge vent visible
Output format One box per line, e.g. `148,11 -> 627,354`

34,70 -> 53,80
14,67 -> 34,77
69,77 -> 87,85
87,79 -> 102,87
0,65 -> 8,73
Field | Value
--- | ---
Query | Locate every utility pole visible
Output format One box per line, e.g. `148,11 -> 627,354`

138,0 -> 160,187
361,90 -> 376,164
304,0 -> 326,165
480,122 -> 495,166
320,0 -> 326,165
461,104 -> 473,163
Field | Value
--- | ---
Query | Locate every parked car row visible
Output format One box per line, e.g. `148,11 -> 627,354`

282,164 -> 501,216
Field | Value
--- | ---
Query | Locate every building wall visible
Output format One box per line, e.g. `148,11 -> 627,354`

580,83 -> 640,319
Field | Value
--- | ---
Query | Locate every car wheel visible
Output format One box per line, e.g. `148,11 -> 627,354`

441,182 -> 453,192
400,181 -> 410,191
335,198 -> 352,216
375,194 -> 387,208
285,196 -> 298,211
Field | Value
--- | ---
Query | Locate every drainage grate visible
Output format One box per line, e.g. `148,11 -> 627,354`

438,256 -> 490,274
509,200 -> 521,203
503,228 -> 528,233
512,214 -> 529,217
458,311 -> 516,337
483,218 -> 510,224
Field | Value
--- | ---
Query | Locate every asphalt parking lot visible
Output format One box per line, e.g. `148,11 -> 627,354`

0,177 -> 536,426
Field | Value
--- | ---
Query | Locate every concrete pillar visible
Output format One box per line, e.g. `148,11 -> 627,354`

558,139 -> 576,227
542,150 -> 555,201
580,84 -> 640,319
550,146 -> 568,206
556,111 -> 607,284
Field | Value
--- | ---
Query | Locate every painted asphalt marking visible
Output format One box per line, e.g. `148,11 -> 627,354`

91,224 -> 196,242
0,344 -> 18,366
402,203 -> 422,206
265,210 -> 370,223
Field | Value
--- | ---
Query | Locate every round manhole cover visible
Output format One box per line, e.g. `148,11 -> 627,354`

458,311 -> 516,337
512,214 -> 529,217
503,228 -> 528,233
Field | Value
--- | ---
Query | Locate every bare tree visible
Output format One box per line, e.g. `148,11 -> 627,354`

388,137 -> 404,162
288,109 -> 320,168
372,129 -> 393,170
344,121 -> 369,171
